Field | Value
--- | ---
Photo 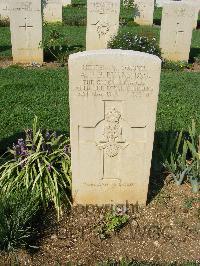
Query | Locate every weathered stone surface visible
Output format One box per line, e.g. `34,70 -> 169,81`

156,0 -> 172,8
10,0 -> 43,64
134,0 -> 154,26
160,2 -> 195,62
86,0 -> 120,50
69,49 -> 161,206
43,0 -> 62,22
62,0 -> 71,6
183,0 -> 200,29
0,0 -> 9,19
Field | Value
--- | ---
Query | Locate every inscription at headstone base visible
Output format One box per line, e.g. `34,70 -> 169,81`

10,0 -> 43,64
69,50 -> 161,205
86,0 -> 120,50
160,2 -> 196,62
133,0 -> 154,26
43,0 -> 62,22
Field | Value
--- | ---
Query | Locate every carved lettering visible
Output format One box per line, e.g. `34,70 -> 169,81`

75,65 -> 152,98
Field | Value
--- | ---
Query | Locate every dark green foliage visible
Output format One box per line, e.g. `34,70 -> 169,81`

162,60 -> 190,71
108,31 -> 161,58
0,188 -> 40,251
163,121 -> 200,193
0,117 -> 71,219
0,17 -> 9,27
42,26 -> 83,63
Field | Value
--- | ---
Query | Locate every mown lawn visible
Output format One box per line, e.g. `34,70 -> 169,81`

0,3 -> 200,153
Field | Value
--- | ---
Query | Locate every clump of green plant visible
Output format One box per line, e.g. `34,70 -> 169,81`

0,17 -> 9,27
98,206 -> 129,239
0,188 -> 40,251
162,60 -> 190,71
108,31 -> 161,58
0,116 -> 71,220
42,27 -> 83,64
163,120 -> 200,193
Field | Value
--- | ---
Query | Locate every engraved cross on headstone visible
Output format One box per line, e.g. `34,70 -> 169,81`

174,22 -> 184,47
19,18 -> 33,31
79,101 -> 147,183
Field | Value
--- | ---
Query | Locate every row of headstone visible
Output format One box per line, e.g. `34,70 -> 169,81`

0,0 -> 71,22
160,1 -> 196,62
8,0 -> 199,64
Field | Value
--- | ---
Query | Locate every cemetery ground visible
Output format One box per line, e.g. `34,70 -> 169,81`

0,1 -> 199,265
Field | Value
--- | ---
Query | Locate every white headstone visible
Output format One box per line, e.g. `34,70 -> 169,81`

86,0 -> 120,51
62,0 -> 71,6
69,49 -> 161,206
183,0 -> 200,29
43,0 -> 62,23
160,2 -> 196,62
10,0 -> 43,64
156,0 -> 172,8
0,0 -> 9,19
134,0 -> 154,26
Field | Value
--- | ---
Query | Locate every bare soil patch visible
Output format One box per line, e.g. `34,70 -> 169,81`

0,179 -> 199,265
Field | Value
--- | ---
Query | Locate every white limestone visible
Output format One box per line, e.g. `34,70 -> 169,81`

134,0 -> 154,26
86,0 -> 120,50
69,49 -> 161,206
160,2 -> 196,62
10,0 -> 43,64
62,0 -> 71,6
0,0 -> 9,19
43,0 -> 62,22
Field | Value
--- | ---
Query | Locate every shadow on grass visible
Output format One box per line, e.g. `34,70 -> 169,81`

147,130 -> 179,204
197,20 -> 200,29
0,45 -> 11,53
189,47 -> 200,63
153,18 -> 161,26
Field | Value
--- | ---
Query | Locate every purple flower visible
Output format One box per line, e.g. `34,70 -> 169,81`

47,164 -> 53,173
18,138 -> 25,146
45,131 -> 51,140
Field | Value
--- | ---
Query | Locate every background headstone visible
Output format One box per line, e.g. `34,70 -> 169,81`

69,49 -> 161,206
43,0 -> 62,22
86,0 -> 120,50
183,0 -> 200,29
62,0 -> 71,6
10,0 -> 43,64
0,0 -> 9,19
156,0 -> 172,8
160,2 -> 196,62
134,0 -> 154,26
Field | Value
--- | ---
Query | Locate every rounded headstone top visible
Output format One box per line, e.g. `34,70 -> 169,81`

69,49 -> 162,64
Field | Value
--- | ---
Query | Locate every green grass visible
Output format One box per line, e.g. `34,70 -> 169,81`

0,4 -> 200,152
0,67 -> 199,153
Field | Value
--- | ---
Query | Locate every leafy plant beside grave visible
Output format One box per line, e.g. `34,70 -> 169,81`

98,206 -> 129,239
108,31 -> 161,58
0,116 -> 72,220
163,120 -> 200,193
42,26 -> 83,64
0,17 -> 9,27
162,60 -> 190,71
0,188 -> 40,251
